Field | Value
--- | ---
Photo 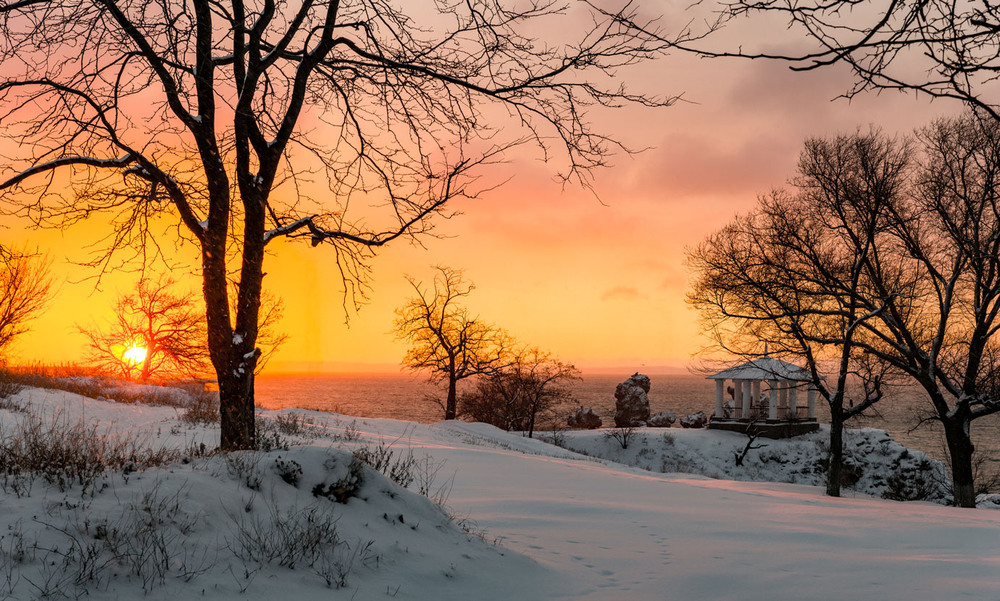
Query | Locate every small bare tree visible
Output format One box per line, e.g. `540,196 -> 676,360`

394,267 -> 508,420
82,276 -> 285,381
81,277 -> 210,381
734,420 -> 767,467
460,346 -> 580,437
0,250 -> 52,359
604,424 -> 637,450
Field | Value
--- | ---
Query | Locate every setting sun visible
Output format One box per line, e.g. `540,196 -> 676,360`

121,345 -> 147,366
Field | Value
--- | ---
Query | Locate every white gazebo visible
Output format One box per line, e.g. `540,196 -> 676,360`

705,355 -> 820,438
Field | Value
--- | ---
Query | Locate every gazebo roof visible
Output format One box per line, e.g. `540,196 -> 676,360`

706,356 -> 816,382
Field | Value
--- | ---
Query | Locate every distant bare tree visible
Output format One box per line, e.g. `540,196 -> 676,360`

0,250 -> 52,359
461,346 -> 579,437
82,276 -> 285,381
0,0 -> 676,449
394,267 -> 509,420
733,419 -> 767,467
81,277 -> 209,381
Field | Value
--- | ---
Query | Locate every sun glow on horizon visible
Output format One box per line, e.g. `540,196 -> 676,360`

121,345 -> 147,366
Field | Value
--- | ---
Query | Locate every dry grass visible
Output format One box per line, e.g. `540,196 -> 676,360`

0,409 -> 181,496
4,363 -> 211,408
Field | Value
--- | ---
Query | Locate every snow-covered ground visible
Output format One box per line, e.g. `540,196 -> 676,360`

2,386 -> 1000,600
548,425 -> 955,503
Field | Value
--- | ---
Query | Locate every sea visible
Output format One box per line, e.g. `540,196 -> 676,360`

254,372 -> 1000,471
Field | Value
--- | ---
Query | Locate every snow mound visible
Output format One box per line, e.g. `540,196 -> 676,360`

0,444 -> 547,601
0,390 -> 551,601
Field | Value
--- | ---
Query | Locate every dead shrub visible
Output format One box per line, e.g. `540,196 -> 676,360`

0,410 -> 179,494
274,411 -> 315,436
181,389 -> 220,425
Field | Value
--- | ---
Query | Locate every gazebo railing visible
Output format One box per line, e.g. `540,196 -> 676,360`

721,405 -> 811,421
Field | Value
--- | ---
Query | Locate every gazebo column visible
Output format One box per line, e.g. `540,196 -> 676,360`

751,380 -> 761,406
769,379 -> 779,420
734,379 -> 744,418
807,385 -> 816,419
715,379 -> 724,419
743,380 -> 753,418
789,383 -> 799,419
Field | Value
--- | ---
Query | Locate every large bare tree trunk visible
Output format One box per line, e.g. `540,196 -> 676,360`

826,406 -> 845,497
446,374 -> 458,421
219,368 -> 256,449
943,417 -> 977,508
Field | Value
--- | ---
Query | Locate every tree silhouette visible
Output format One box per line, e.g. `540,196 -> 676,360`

461,346 -> 579,437
0,250 -> 52,359
690,116 -> 1000,507
686,1 -> 1000,119
0,0 -> 676,449
394,267 -> 508,420
82,276 -> 286,382
81,277 -> 209,381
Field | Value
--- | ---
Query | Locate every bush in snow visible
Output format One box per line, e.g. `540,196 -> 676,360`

0,410 -> 179,495
353,439 -> 417,489
0,369 -> 24,406
312,455 -> 366,503
180,388 -> 220,425
274,411 -> 317,435
274,456 -> 304,487
254,416 -> 291,452
604,424 -> 638,449
879,450 -> 949,502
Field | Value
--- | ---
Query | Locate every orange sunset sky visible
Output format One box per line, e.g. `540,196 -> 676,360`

1,5 -> 961,374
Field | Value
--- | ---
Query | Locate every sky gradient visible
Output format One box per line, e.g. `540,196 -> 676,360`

3,5 -> 960,374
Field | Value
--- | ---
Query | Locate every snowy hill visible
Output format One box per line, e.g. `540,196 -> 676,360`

2,386 -> 1000,600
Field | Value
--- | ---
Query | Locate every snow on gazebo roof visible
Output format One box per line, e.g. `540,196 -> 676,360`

706,355 -> 816,382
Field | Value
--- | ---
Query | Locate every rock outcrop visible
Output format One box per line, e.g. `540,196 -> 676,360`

568,407 -> 603,429
614,373 -> 651,427
679,411 -> 708,429
648,411 -> 676,428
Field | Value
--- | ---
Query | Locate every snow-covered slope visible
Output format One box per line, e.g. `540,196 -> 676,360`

547,426 -> 953,503
2,386 -> 999,600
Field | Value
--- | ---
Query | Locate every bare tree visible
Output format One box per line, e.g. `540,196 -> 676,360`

0,0 -> 676,449
460,346 -> 579,437
394,267 -> 509,420
889,113 -> 1000,507
80,277 -> 210,381
0,250 -> 52,358
689,129 -> 909,497
733,419 -> 767,467
82,276 -> 286,381
692,116 -> 1000,507
685,0 -> 1000,120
